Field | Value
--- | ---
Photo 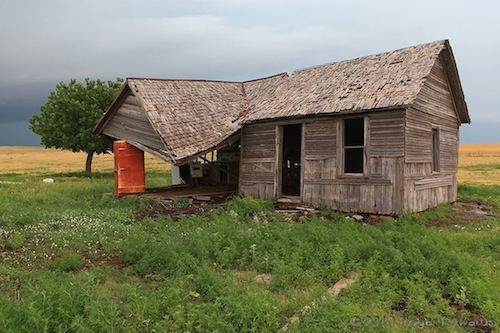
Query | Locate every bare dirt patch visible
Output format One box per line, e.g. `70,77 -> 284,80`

426,200 -> 497,228
389,294 -> 495,333
82,251 -> 126,270
444,294 -> 494,333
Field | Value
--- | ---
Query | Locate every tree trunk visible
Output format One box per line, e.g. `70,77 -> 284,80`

85,151 -> 94,175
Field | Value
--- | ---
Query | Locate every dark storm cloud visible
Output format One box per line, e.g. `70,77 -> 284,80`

0,82 -> 52,123
0,0 -> 499,145
0,122 -> 40,146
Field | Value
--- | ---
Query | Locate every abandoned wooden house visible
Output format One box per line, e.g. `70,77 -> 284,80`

94,39 -> 470,215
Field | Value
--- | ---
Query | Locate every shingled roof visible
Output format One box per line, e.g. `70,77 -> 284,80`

130,79 -> 245,163
243,39 -> 469,123
95,39 -> 469,165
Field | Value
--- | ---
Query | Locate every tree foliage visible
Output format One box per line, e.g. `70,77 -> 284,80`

30,78 -> 124,174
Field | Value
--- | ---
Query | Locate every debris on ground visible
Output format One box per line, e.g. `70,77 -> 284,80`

134,186 -> 235,220
193,195 -> 211,201
277,196 -> 302,204
253,273 -> 272,284
327,272 -> 361,298
274,199 -> 319,218
369,214 -> 395,222
280,272 -> 361,331
351,214 -> 364,221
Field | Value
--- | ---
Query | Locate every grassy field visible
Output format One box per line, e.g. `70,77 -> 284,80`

1,143 -> 499,184
0,145 -> 498,332
458,143 -> 500,185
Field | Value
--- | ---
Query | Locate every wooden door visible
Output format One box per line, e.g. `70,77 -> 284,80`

281,124 -> 302,196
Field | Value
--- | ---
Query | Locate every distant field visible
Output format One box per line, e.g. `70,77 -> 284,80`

0,146 -> 170,175
458,143 -> 500,185
0,144 -> 499,184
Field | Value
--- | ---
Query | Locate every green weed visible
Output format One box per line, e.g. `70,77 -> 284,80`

460,163 -> 500,171
458,183 -> 500,208
0,172 -> 498,332
49,251 -> 82,272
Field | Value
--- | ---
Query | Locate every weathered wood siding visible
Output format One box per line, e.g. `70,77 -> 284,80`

404,54 -> 459,212
103,94 -> 165,150
302,111 -> 405,215
365,110 -> 405,214
239,81 -> 459,216
370,111 -> 405,157
239,123 -> 277,198
302,118 -> 337,206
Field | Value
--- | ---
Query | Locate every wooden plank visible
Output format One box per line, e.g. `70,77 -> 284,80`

104,124 -> 161,144
304,156 -> 336,161
414,176 -> 453,190
303,178 -> 391,186
275,124 -> 282,197
240,158 -> 275,164
369,110 -> 404,157
121,102 -> 143,114
104,121 -> 160,141
413,56 -> 459,122
111,114 -> 154,132
238,126 -> 245,194
241,162 -> 274,173
102,94 -> 167,151
240,180 -> 274,185
303,158 -> 336,180
391,157 -> 403,214
239,122 -> 277,198
303,119 -> 337,160
300,123 -> 305,198
103,126 -> 165,150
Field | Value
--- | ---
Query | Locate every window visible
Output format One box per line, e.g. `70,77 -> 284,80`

344,118 -> 365,174
432,128 -> 440,172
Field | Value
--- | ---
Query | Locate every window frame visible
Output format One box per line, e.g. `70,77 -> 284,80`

432,127 -> 440,173
339,116 -> 368,176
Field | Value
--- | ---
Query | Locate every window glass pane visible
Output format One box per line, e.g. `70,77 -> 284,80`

344,148 -> 364,173
344,118 -> 364,146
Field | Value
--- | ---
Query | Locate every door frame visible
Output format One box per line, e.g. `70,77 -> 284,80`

275,122 -> 304,197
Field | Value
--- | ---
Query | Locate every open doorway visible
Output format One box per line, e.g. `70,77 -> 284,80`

281,124 -> 302,196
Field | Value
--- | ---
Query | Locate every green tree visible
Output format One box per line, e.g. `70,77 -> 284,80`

30,78 -> 123,174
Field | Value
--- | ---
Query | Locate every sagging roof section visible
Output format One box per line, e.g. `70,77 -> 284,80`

129,79 -> 245,163
95,39 -> 470,165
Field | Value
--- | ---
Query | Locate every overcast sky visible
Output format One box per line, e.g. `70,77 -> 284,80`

0,0 -> 498,145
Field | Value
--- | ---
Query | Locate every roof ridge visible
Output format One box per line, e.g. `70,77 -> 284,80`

243,72 -> 289,84
291,39 -> 447,76
127,77 -> 242,84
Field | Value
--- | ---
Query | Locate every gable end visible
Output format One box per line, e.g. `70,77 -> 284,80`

93,83 -> 170,160
439,40 -> 470,124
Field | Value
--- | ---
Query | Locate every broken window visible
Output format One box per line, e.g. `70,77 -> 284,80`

344,118 -> 365,174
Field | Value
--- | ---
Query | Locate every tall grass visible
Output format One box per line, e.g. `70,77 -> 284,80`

458,183 -> 500,208
0,172 -> 498,332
